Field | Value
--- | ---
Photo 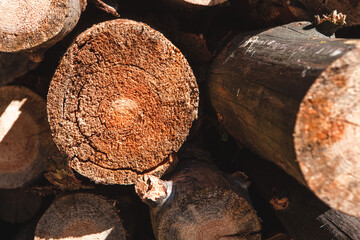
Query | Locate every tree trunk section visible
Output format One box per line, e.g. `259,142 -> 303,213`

135,146 -> 261,240
47,19 -> 199,185
237,151 -> 360,240
0,0 -> 85,62
208,21 -> 360,217
0,86 -> 57,189
34,193 -> 127,240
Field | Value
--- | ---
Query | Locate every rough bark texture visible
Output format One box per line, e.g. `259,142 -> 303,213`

34,193 -> 126,240
47,19 -> 199,185
0,86 -> 57,189
0,0 -> 85,61
237,151 -> 360,240
135,147 -> 261,240
208,21 -> 360,217
0,189 -> 42,224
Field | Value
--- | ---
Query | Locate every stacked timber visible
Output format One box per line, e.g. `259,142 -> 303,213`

208,21 -> 360,217
2,0 -> 360,239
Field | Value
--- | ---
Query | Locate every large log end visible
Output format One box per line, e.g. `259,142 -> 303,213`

295,43 -> 360,217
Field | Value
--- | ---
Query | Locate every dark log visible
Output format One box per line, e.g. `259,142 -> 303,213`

208,21 -> 360,217
0,86 -> 57,189
47,19 -> 199,185
0,0 -> 86,62
135,147 -> 261,240
237,151 -> 360,240
0,53 -> 38,86
232,0 -> 360,27
0,189 -> 42,224
34,193 -> 127,240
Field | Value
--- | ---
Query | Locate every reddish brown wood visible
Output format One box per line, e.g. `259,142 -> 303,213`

135,147 -> 261,240
47,19 -> 199,185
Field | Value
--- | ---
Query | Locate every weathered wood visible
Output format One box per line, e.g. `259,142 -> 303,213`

47,19 -> 199,185
0,86 -> 57,189
34,193 -> 127,240
135,147 -> 261,240
232,0 -> 360,27
0,189 -> 42,224
0,0 -> 85,62
208,21 -> 360,217
237,151 -> 360,240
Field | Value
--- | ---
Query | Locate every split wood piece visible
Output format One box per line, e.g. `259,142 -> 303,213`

0,189 -> 42,223
208,21 -> 360,217
0,0 -> 86,62
0,86 -> 57,189
0,53 -> 38,86
47,19 -> 199,185
34,193 -> 126,240
135,148 -> 261,240
238,151 -> 360,240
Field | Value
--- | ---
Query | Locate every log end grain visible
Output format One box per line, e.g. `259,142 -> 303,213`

47,19 -> 199,185
0,86 -> 57,189
0,0 -> 83,53
34,193 -> 126,240
295,44 -> 360,217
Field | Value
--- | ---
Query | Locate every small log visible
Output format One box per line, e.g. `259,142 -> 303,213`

135,147 -> 261,240
237,151 -> 360,240
0,189 -> 42,224
0,0 -> 85,62
0,86 -> 57,189
34,193 -> 127,240
47,19 -> 199,185
208,21 -> 360,217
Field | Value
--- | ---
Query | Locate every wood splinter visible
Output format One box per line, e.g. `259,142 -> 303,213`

135,147 -> 261,240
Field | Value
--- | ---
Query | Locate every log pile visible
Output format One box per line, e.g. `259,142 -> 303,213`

1,0 -> 360,239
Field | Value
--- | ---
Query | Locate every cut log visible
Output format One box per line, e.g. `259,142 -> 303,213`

237,151 -> 360,240
0,189 -> 42,224
0,0 -> 85,62
34,193 -> 127,240
208,21 -> 360,217
135,147 -> 261,240
47,19 -> 199,185
0,86 -> 57,189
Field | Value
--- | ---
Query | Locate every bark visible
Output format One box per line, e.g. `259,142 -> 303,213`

0,0 -> 85,62
34,193 -> 127,240
231,0 -> 360,27
0,86 -> 57,189
208,21 -> 360,217
0,189 -> 42,224
135,147 -> 261,240
237,151 -> 360,240
47,19 -> 199,185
